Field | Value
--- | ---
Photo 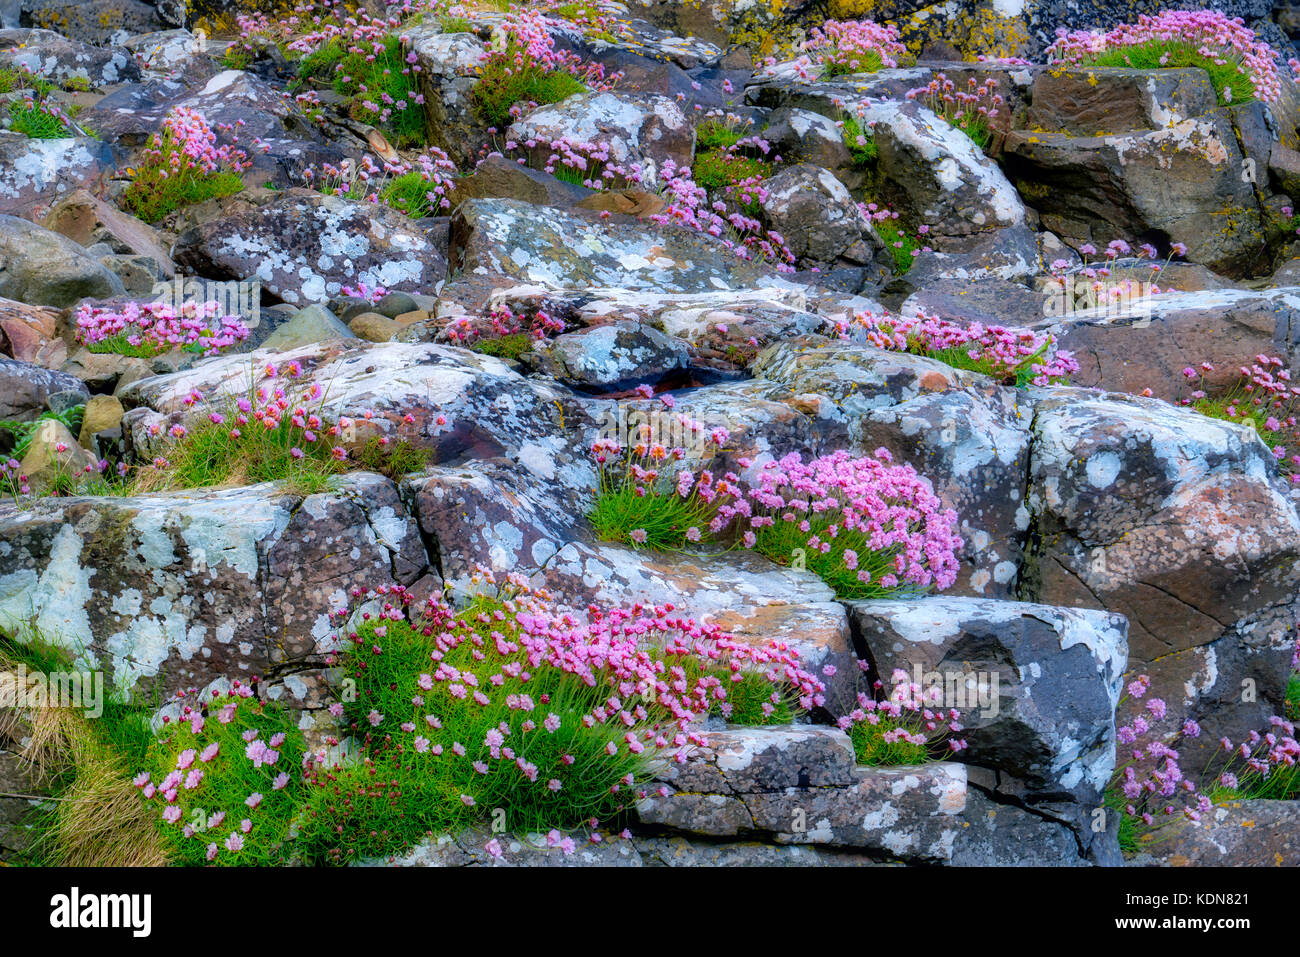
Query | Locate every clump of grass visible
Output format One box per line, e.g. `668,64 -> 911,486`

0,631 -> 166,867
472,61 -> 586,132
470,331 -> 532,360
8,99 -> 70,138
691,149 -> 771,193
872,213 -> 922,275
299,35 -> 426,146
841,113 -> 877,166
841,671 -> 965,767
351,436 -> 432,479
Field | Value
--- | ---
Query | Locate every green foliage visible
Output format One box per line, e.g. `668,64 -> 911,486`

438,15 -> 474,32
299,36 -> 426,146
873,216 -> 921,276
842,113 -> 877,166
690,149 -> 771,193
8,99 -> 70,138
144,694 -> 305,866
848,717 -> 930,766
1288,675 -> 1300,723
122,147 -> 243,224
1083,42 -> 1255,105
589,475 -> 719,552
751,512 -> 919,601
380,170 -> 438,218
471,54 -> 585,131
0,406 -> 84,459
470,331 -> 533,360
350,436 -> 432,479
695,117 -> 744,153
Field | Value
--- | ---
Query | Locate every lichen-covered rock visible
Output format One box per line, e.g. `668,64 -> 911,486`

0,27 -> 140,88
507,90 -> 695,187
1004,104 -> 1265,278
0,214 -> 125,307
407,26 -> 490,168
17,0 -> 165,46
845,595 -> 1129,804
757,163 -> 872,265
1137,799 -> 1300,866
529,320 -> 690,391
172,189 -> 447,306
0,356 -> 87,419
750,338 -> 1033,598
1029,287 -> 1300,402
0,473 -> 433,702
0,135 -> 115,220
1022,389 -> 1300,764
118,340 -> 595,494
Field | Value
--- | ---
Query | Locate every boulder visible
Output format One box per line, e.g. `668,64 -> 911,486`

506,90 -> 695,187
16,418 -> 97,491
40,189 -> 175,278
0,28 -> 139,88
757,163 -> 872,264
845,595 -> 1129,804
0,473 -> 434,701
528,320 -> 690,391
1138,799 -> 1300,866
0,215 -> 124,307
0,356 -> 87,420
0,136 -> 116,220
172,189 -> 447,306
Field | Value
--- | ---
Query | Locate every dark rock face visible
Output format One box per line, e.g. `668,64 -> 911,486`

173,190 -> 448,306
0,356 -> 88,419
0,474 -> 434,705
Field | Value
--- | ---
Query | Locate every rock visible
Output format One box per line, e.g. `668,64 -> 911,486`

631,835 -> 882,866
17,418 -> 97,490
40,189 -> 175,278
0,215 -> 125,307
123,29 -> 217,81
1029,287 -> 1300,402
117,341 -> 596,499
506,90 -> 695,187
348,312 -> 402,343
0,135 -> 116,220
1138,799 -> 1300,866
948,787 -> 1091,867
757,163 -> 871,265
0,747 -> 47,862
407,26 -> 491,168
447,154 -> 594,208
260,305 -> 354,351
1022,388 -> 1300,765
901,276 -> 1050,327
0,28 -> 140,88
81,71 -> 342,186
749,338 -> 1033,599
77,394 -> 123,447
1004,98 -> 1266,278
845,595 -> 1129,804
759,107 -> 853,173
529,321 -> 690,391
0,299 -> 62,368
172,189 -> 447,306
0,473 -> 434,701
17,0 -> 164,46
0,356 -> 87,420
1025,66 -> 1220,137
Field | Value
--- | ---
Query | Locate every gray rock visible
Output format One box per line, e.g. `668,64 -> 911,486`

0,356 -> 87,419
530,321 -> 690,391
0,135 -> 116,220
0,215 -> 125,307
260,305 -> 354,351
758,163 -> 872,265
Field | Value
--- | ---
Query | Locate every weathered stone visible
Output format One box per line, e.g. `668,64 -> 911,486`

40,189 -> 175,277
0,214 -> 124,307
348,312 -> 403,343
16,418 -> 96,491
507,90 -> 695,187
1023,388 -> 1300,761
173,189 -> 447,306
1025,66 -> 1220,137
77,394 -> 123,447
0,356 -> 87,419
845,595 -> 1129,803
446,154 -> 595,209
259,305 -> 354,351
0,28 -> 139,88
0,297 -> 61,368
0,135 -> 115,220
758,163 -> 871,264
1139,799 -> 1300,866
0,473 -> 434,700
529,320 -> 690,391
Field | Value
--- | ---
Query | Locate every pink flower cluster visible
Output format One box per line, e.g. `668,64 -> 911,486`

803,18 -> 908,76
500,135 -> 646,190
905,73 -> 1003,143
301,144 -> 457,213
145,106 -> 252,178
649,158 -> 795,270
837,668 -> 967,757
1178,354 -> 1300,478
444,303 -> 565,346
1045,10 -> 1284,102
74,300 -> 250,357
840,310 -> 1079,386
717,448 -> 964,593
